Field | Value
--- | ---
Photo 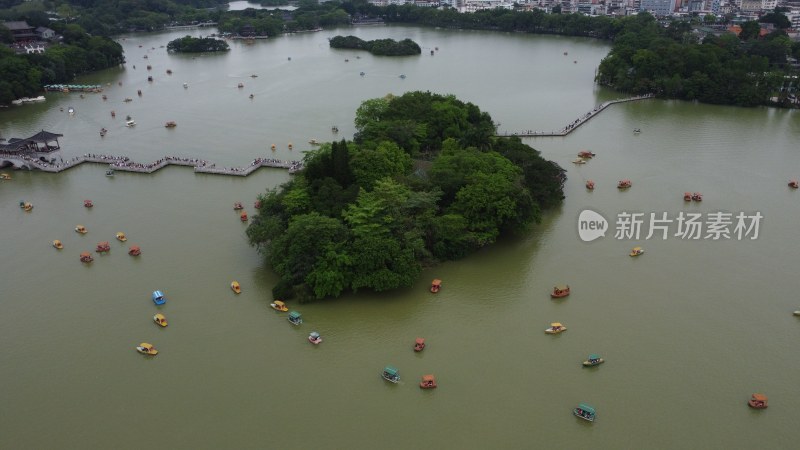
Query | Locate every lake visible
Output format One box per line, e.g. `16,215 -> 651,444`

1,26 -> 798,450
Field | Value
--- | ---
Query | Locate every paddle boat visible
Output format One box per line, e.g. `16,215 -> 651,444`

75,225 -> 87,234
420,374 -> 437,389
240,212 -> 248,222
237,83 -> 244,88
106,169 -> 115,177
116,232 -> 127,242
629,246 -> 644,257
617,179 -> 632,189
691,192 -> 703,202
381,366 -> 400,383
573,403 -> 596,422
128,245 -> 141,256
249,94 -> 254,99
20,202 -> 33,211
136,343 -> 158,355
53,240 -> 63,249
789,180 -> 799,189
146,77 -> 152,83
399,74 -> 406,79
270,144 -> 276,151
572,158 -> 586,164
110,110 -> 116,117
164,121 -> 177,128
545,322 -> 567,334
430,279 -> 442,293
748,393 -> 768,409
308,331 -> 322,345
414,338 -> 426,352
254,200 -> 262,209
582,354 -> 604,367
233,202 -> 243,210
183,83 -> 189,89
138,89 -> 143,95
551,285 -> 570,298
95,241 -> 111,253
793,310 -> 800,316
309,139 -> 319,145
79,252 -> 93,263
167,69 -> 172,74
125,120 -> 136,127
684,192 -> 692,201
250,74 -> 257,78
231,281 -> 241,294
288,143 -> 293,150
153,313 -> 168,327
0,173 -> 11,180
577,150 -> 595,159
288,311 -> 303,325
100,128 -> 107,137
633,128 -> 641,133
270,300 -> 289,312
152,290 -> 166,305
585,180 -> 595,190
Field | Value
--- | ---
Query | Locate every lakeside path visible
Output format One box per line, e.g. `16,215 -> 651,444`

3,154 -> 303,176
496,94 -> 654,137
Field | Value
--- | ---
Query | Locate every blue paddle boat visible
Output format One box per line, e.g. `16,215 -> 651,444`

288,311 -> 302,325
152,290 -> 166,305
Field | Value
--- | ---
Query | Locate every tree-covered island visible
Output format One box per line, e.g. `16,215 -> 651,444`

246,91 -> 566,302
166,35 -> 229,53
329,35 -> 421,56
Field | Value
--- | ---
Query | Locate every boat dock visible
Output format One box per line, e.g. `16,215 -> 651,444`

497,94 -> 654,137
3,154 -> 303,176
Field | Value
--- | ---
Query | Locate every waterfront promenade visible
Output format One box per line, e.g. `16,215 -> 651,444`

497,94 -> 654,137
1,153 -> 303,176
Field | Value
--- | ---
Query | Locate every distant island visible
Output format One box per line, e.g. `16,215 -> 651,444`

329,35 -> 421,56
167,36 -> 229,53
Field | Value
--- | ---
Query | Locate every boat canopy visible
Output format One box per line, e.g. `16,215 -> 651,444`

273,300 -> 285,307
422,374 -> 435,382
431,279 -> 441,286
551,322 -> 563,327
588,354 -> 601,360
152,290 -> 164,299
288,311 -> 302,320
751,393 -> 767,401
555,285 -> 569,291
310,331 -> 320,339
577,403 -> 595,414
415,338 -> 425,345
80,251 -> 91,258
383,366 -> 399,377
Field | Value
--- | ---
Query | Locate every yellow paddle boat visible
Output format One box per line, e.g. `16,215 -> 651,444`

75,225 -> 87,234
116,232 -> 127,242
135,343 -> 158,355
629,246 -> 644,257
270,300 -> 288,312
153,313 -> 168,327
545,322 -> 567,334
53,240 -> 63,249
1,173 -> 11,180
231,281 -> 241,294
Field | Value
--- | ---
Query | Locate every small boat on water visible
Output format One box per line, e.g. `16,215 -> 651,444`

545,322 -> 566,334
270,300 -> 289,312
102,95 -> 107,100
153,313 -> 167,327
577,150 -> 595,159
586,180 -> 595,190
288,311 -> 303,325
254,200 -> 262,209
0,173 -> 11,180
633,128 -> 641,133
128,245 -> 141,256
420,374 -> 437,389
231,281 -> 241,294
250,74 -> 257,78
248,94 -> 254,99
233,202 -> 243,210
793,310 -> 800,316
382,366 -> 400,383
629,246 -> 644,257
125,120 -> 136,127
136,343 -> 158,355
270,144 -> 276,151
414,338 -> 426,352
68,107 -> 75,115
617,179 -> 632,189
288,143 -> 293,150
183,83 -> 189,89
748,393 -> 768,409
75,225 -> 87,234
551,285 -> 570,298
574,403 -> 596,422
240,212 -> 248,222
360,72 -> 365,76
152,290 -> 166,306
165,121 -> 177,128
237,83 -> 244,88
789,180 -> 799,189
146,65 -> 152,70
583,354 -> 605,367
308,331 -> 322,345
100,128 -> 107,137
106,169 -> 115,177
684,192 -> 692,201
137,89 -> 142,96
84,199 -> 93,208
309,139 -> 319,145
95,241 -> 110,253
116,232 -> 127,242
20,201 -> 33,211
430,279 -> 442,293
691,192 -> 703,202
123,98 -> 132,102
53,240 -> 64,249
166,69 -> 172,74
110,110 -> 116,117
147,77 -> 153,82
572,158 -> 586,164
399,74 -> 406,79
79,251 -> 93,263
